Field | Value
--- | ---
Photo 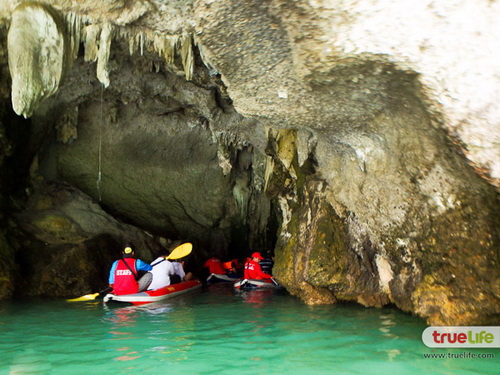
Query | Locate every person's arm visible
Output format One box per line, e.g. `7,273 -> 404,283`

166,261 -> 175,276
108,261 -> 118,285
175,262 -> 186,279
256,263 -> 272,279
136,259 -> 153,272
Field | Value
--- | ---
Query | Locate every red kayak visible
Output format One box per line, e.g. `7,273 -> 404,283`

103,279 -> 202,305
233,278 -> 281,289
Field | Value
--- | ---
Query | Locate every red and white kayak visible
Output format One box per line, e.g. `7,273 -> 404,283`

233,278 -> 281,289
103,279 -> 202,305
206,273 -> 239,283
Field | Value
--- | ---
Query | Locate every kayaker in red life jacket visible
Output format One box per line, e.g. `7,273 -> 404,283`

244,252 -> 273,281
203,256 -> 226,275
223,258 -> 242,277
108,244 -> 153,295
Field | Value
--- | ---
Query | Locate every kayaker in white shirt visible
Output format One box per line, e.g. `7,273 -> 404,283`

148,256 -> 175,290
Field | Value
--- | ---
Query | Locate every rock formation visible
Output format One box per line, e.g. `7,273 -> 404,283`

0,0 -> 498,325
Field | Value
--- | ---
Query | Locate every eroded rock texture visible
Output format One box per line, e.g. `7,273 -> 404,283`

0,0 -> 498,324
36,48 -> 270,255
13,180 -> 164,297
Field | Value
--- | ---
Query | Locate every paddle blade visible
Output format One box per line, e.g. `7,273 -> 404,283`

66,293 -> 99,302
166,242 -> 193,260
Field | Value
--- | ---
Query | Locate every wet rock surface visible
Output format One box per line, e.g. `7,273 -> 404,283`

12,180 -> 164,297
0,1 -> 498,324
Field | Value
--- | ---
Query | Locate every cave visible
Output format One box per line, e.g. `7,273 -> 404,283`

0,1 -> 498,326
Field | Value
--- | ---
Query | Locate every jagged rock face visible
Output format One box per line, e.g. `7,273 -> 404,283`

12,181 -> 166,297
193,0 -> 500,324
0,1 -> 498,324
193,0 -> 500,185
267,129 -> 499,325
10,181 -> 179,297
31,47 -> 272,257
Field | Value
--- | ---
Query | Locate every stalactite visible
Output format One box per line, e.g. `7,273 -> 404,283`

165,35 -> 178,65
123,30 -> 146,57
7,2 -> 67,118
96,23 -> 113,88
296,129 -> 315,168
64,12 -> 82,68
153,34 -> 178,65
139,31 -> 145,56
84,24 -> 100,62
91,27 -> 196,83
118,29 -> 134,56
194,36 -> 219,76
152,34 -> 163,59
180,34 -> 194,81
6,3 -> 203,111
233,177 -> 250,222
264,156 -> 275,192
276,129 -> 297,172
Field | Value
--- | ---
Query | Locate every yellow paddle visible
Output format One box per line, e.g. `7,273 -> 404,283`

67,242 -> 193,302
66,287 -> 111,302
166,242 -> 192,260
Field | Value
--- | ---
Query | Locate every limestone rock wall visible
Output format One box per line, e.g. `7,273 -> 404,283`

194,0 -> 500,185
30,42 -> 272,257
0,0 -> 498,324
12,180 -> 167,297
192,0 -> 500,325
267,128 -> 498,325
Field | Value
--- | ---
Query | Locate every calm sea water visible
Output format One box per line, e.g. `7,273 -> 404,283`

0,284 -> 497,375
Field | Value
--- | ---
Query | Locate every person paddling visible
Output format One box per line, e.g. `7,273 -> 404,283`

244,252 -> 273,281
223,258 -> 242,277
148,253 -> 176,290
203,256 -> 226,275
149,246 -> 195,289
171,259 -> 194,282
108,244 -> 152,295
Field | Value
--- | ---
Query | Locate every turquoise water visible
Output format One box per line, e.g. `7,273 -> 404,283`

0,284 -> 497,375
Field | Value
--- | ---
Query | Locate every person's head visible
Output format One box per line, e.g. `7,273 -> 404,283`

251,252 -> 264,261
263,250 -> 274,259
122,243 -> 136,258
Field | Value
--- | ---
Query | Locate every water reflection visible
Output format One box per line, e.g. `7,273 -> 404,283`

379,312 -> 397,337
379,312 -> 403,361
103,305 -> 140,327
237,289 -> 274,307
9,348 -> 52,374
101,301 -> 196,364
386,349 -> 401,361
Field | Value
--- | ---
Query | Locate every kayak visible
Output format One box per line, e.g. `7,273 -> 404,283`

206,273 -> 239,283
103,279 -> 202,305
233,278 -> 282,290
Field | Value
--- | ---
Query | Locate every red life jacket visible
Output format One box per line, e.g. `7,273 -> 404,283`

204,258 -> 226,275
244,260 -> 271,280
113,258 -> 138,295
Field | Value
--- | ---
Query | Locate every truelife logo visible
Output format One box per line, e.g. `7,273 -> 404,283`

422,326 -> 500,348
